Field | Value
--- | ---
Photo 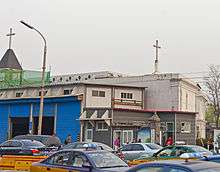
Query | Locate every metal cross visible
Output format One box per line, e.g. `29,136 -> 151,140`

6,28 -> 15,49
153,40 -> 161,61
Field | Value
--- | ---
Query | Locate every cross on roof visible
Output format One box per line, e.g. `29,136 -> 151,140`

6,28 -> 15,49
153,40 -> 161,74
153,40 -> 161,61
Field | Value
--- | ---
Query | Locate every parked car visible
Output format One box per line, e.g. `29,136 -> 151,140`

61,142 -> 114,152
128,145 -> 213,166
30,149 -> 129,172
0,139 -> 46,156
13,134 -> 61,147
120,143 -> 162,161
126,159 -> 220,172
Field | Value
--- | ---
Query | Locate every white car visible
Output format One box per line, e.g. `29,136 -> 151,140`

120,143 -> 162,161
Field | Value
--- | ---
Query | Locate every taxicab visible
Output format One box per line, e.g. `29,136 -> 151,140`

30,147 -> 129,172
126,153 -> 220,172
128,145 -> 212,166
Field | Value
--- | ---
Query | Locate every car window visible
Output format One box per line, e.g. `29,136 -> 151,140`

87,151 -> 127,168
21,140 -> 45,147
157,147 -> 173,157
46,152 -> 73,166
131,144 -> 145,151
11,141 -> 22,147
170,147 -> 188,157
134,167 -> 165,172
121,144 -> 133,151
0,141 -> 12,147
145,143 -> 162,150
189,146 -> 211,154
72,153 -> 90,167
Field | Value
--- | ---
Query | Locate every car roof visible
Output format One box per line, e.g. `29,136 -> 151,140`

145,160 -> 220,171
56,149 -> 109,154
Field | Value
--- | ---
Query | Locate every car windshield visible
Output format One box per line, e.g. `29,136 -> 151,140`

14,135 -> 48,143
145,143 -> 162,150
87,152 -> 127,168
21,140 -> 45,147
189,146 -> 212,154
63,143 -> 83,149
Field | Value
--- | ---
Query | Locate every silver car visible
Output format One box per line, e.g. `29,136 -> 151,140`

120,143 -> 162,161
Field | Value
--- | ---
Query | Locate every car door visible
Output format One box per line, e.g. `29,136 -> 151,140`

121,144 -> 134,161
130,144 -> 146,160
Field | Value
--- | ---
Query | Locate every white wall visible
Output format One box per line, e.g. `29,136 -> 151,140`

180,82 -> 196,112
113,88 -> 143,109
85,87 -> 112,108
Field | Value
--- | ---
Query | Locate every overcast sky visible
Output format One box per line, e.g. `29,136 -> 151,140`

0,0 -> 219,76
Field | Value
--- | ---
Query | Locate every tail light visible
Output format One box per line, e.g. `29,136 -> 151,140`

31,149 -> 40,154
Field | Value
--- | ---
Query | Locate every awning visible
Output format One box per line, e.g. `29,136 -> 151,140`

79,110 -> 111,126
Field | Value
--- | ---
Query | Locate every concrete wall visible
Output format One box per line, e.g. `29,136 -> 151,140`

176,113 -> 196,145
85,86 -> 112,108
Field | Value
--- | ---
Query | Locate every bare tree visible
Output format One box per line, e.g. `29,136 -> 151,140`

205,65 -> 220,128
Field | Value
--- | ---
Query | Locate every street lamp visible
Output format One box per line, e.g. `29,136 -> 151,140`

20,20 -> 47,135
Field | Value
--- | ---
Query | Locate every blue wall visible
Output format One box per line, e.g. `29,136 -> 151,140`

0,96 -> 81,143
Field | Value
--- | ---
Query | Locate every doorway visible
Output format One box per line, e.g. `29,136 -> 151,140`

10,117 -> 29,138
33,116 -> 54,135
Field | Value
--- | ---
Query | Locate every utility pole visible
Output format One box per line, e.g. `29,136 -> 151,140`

153,40 -> 161,74
20,20 -> 47,135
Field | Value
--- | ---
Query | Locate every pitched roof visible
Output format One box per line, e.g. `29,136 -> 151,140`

0,49 -> 22,70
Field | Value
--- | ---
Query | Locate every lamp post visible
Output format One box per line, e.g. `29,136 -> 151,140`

20,20 -> 47,135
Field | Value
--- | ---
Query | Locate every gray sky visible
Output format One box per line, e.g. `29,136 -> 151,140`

0,0 -> 220,76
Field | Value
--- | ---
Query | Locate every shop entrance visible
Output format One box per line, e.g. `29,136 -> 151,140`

33,116 -> 54,135
10,117 -> 29,138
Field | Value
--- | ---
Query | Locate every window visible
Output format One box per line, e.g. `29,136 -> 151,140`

96,122 -> 108,131
121,144 -> 133,151
72,153 -> 90,167
92,90 -> 105,97
181,122 -> 191,133
64,89 -> 72,95
131,144 -> 145,151
11,141 -> 22,147
39,90 -> 48,96
122,130 -> 133,144
85,122 -> 93,142
99,91 -> 105,97
167,122 -> 174,132
157,147 -> 173,157
121,92 -> 133,99
15,92 -> 23,97
92,90 -> 99,96
46,152 -> 73,166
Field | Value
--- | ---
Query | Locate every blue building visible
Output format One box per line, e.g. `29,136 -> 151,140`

0,96 -> 81,143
